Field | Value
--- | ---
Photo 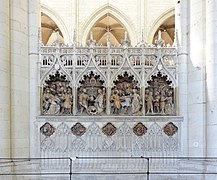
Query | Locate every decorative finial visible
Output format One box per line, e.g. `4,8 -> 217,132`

90,31 -> 93,41
73,29 -> 77,46
173,30 -> 179,47
123,31 -> 129,47
54,31 -> 60,47
107,33 -> 111,47
124,31 -> 127,40
158,30 -> 162,41
88,31 -> 96,47
155,30 -> 165,47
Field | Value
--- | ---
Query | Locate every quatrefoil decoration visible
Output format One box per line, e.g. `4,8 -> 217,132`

163,122 -> 178,136
40,122 -> 55,137
133,122 -> 147,136
71,122 -> 86,136
102,123 -> 117,136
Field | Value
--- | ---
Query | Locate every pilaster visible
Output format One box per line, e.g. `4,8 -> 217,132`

206,0 -> 217,156
29,0 -> 41,157
188,0 -> 206,156
176,0 -> 188,156
10,0 -> 29,157
0,0 -> 11,157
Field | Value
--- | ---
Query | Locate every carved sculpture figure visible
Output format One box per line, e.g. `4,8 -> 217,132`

78,88 -> 89,113
47,95 -> 60,115
123,94 -> 131,113
131,89 -> 142,115
147,91 -> 154,114
61,90 -> 73,114
95,89 -> 104,114
122,86 -> 132,113
154,91 -> 160,113
42,88 -> 54,114
110,90 -> 121,114
165,90 -> 174,114
160,91 -> 166,114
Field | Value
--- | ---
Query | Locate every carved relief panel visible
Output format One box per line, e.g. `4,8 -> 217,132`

40,38 -> 178,117
111,72 -> 142,115
77,71 -> 106,115
145,72 -> 175,115
42,71 -> 73,115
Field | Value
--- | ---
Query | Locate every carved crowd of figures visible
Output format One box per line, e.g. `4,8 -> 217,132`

145,74 -> 175,115
40,30 -> 177,116
42,71 -> 175,116
110,88 -> 142,115
42,72 -> 73,115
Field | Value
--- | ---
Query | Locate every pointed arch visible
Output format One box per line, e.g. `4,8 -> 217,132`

41,4 -> 70,44
147,8 -> 175,44
81,4 -> 136,45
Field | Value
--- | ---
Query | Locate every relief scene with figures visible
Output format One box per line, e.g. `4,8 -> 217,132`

40,32 -> 177,116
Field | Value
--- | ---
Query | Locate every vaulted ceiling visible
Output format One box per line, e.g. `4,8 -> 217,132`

41,12 -> 174,46
41,13 -> 64,45
153,15 -> 175,46
88,14 -> 129,46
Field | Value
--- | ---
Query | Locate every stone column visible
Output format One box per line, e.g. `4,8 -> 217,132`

73,87 -> 77,115
175,0 -> 188,156
29,0 -> 41,157
106,47 -> 111,115
206,0 -> 217,156
0,0 -> 11,157
106,87 -> 111,115
10,0 -> 29,157
188,0 -> 206,156
141,44 -> 146,115
72,45 -> 77,115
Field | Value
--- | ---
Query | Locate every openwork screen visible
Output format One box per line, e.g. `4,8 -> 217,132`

37,32 -> 182,175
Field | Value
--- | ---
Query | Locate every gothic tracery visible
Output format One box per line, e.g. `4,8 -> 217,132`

40,32 -> 177,116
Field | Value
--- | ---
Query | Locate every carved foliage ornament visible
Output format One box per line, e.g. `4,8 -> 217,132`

102,122 -> 117,136
71,122 -> 86,136
40,122 -> 55,137
133,122 -> 147,136
163,122 -> 178,136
